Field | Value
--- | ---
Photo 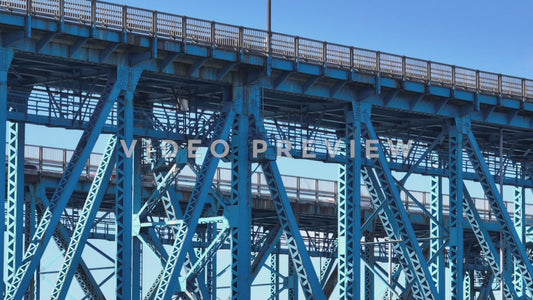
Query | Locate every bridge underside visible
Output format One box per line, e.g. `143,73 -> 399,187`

1,1 -> 533,300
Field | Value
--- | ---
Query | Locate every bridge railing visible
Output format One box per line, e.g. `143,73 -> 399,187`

11,143 -> 533,222
1,0 -> 532,100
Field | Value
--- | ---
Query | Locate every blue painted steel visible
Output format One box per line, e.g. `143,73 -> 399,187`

2,2 -> 533,298
429,175 -> 444,299
26,185 -> 40,300
338,102 -> 361,300
50,136 -> 117,300
144,165 -> 209,299
253,107 -> 326,299
462,184 -> 515,298
133,145 -> 143,299
207,221 -> 218,300
320,240 -> 337,285
464,271 -> 471,299
1,2 -> 533,134
0,47 -> 13,298
153,102 -> 234,299
34,184 -> 105,299
6,121 -> 24,285
260,160 -> 327,299
361,166 -> 425,299
514,186 -> 525,296
270,244 -> 280,300
448,120 -> 464,300
230,81 -> 252,299
363,223 -> 374,300
463,124 -> 533,295
288,256 -> 299,300
116,71 -> 137,300
5,57 -> 143,299
185,219 -> 230,280
363,113 -> 439,300
251,225 -> 283,283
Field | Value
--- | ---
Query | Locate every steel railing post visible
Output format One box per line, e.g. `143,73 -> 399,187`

182,16 -> 187,43
294,36 -> 299,58
122,5 -> 127,31
90,0 -> 96,28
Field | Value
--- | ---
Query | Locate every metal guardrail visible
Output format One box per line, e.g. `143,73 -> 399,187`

12,143 -> 533,222
0,0 -> 532,100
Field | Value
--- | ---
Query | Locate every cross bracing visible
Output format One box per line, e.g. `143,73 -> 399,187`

1,0 -> 533,299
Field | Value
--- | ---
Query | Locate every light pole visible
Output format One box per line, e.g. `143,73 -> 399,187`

267,0 -> 271,53
267,0 -> 271,33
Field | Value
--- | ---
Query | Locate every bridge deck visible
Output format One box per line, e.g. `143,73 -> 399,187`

16,144 -> 532,228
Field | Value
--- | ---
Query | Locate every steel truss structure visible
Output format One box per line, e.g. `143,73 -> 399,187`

1,1 -> 533,299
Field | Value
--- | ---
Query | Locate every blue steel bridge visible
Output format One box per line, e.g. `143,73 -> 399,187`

0,0 -> 533,299
13,143 -> 533,299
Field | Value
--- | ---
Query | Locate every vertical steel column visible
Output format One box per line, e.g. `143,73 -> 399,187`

0,47 -> 14,297
230,82 -> 252,299
132,143 -> 143,299
429,175 -> 444,299
464,270 -> 473,299
363,224 -> 374,300
513,185 -> 525,296
449,119 -> 464,300
207,222 -> 217,300
6,121 -> 25,287
270,244 -> 280,300
338,102 -> 362,300
288,256 -> 298,300
116,72 -> 137,299
24,188 -> 38,300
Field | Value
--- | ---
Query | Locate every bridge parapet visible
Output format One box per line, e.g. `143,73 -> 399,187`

1,0 -> 533,100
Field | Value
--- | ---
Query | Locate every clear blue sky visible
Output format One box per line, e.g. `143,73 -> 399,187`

24,1 -> 533,298
118,0 -> 533,78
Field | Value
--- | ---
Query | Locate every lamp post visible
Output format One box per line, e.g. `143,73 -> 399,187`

267,0 -> 271,33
